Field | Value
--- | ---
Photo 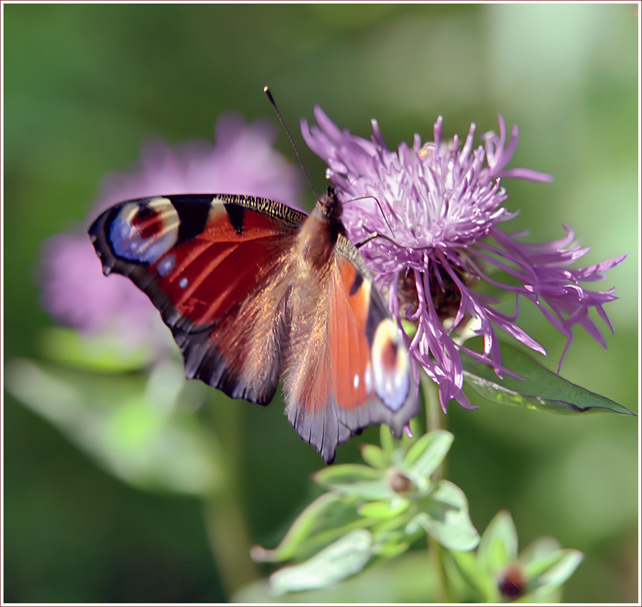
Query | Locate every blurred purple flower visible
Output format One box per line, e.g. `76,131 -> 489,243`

40,112 -> 303,347
302,108 -> 626,410
40,233 -> 166,350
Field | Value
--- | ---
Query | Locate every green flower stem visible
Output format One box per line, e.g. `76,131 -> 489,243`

202,397 -> 259,598
428,535 -> 454,603
421,373 -> 453,602
420,372 -> 446,472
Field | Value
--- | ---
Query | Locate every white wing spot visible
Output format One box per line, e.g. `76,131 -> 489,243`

364,364 -> 374,394
157,254 -> 175,277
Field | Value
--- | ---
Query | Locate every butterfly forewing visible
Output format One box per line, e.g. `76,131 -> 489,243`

89,194 -> 303,404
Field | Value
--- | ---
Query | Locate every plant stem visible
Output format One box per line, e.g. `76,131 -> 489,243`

421,372 -> 442,435
428,535 -> 454,603
202,395 -> 259,599
421,373 -> 453,602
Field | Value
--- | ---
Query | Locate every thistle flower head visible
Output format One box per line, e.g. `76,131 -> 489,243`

302,108 -> 625,410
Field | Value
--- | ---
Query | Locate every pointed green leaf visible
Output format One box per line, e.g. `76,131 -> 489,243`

251,492 -> 366,564
360,444 -> 388,469
461,337 -> 635,416
525,548 -> 584,595
234,551 -> 439,603
357,498 -> 409,520
269,530 -> 374,595
518,536 -> 560,566
404,430 -> 453,485
446,549 -> 496,603
477,510 -> 518,574
379,424 -> 396,456
314,464 -> 382,486
408,480 -> 479,551
314,464 -> 392,500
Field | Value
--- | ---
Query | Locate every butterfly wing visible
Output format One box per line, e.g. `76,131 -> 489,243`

284,235 -> 419,463
89,194 -> 306,404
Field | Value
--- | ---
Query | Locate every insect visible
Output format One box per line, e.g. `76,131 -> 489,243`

88,187 -> 418,463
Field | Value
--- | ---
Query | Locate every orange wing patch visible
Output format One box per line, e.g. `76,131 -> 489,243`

330,259 -> 374,409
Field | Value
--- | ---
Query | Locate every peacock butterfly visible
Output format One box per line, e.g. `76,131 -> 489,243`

88,186 -> 418,463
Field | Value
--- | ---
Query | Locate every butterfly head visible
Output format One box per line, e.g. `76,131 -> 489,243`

315,186 -> 346,236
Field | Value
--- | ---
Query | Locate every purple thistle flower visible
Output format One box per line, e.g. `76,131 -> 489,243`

302,108 -> 626,410
40,112 -> 303,347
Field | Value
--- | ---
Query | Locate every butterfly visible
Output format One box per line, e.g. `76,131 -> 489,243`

88,186 -> 419,463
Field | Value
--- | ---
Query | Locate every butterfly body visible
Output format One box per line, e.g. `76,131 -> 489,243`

89,187 -> 418,462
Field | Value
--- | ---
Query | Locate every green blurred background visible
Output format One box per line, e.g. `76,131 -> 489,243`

4,3 -> 638,603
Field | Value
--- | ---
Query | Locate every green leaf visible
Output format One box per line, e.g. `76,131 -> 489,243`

251,493 -> 366,564
372,530 -> 414,558
476,510 -> 518,574
360,444 -> 388,469
461,337 -> 635,416
314,464 -> 382,485
234,551 -> 438,603
37,326 -> 151,372
403,430 -> 453,487
524,547 -> 584,596
379,424 -> 396,456
314,465 -> 392,500
518,536 -> 561,567
269,530 -> 374,595
408,480 -> 479,551
357,499 -> 409,520
5,358 -> 221,496
446,550 -> 496,603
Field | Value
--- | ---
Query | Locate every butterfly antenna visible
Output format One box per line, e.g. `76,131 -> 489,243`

346,194 -> 396,237
264,86 -> 318,199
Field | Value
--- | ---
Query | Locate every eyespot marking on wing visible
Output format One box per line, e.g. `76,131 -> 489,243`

110,198 -> 179,264
372,319 -> 410,412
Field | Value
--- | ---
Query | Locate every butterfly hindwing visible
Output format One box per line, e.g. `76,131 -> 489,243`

89,194 -> 305,404
284,233 -> 418,463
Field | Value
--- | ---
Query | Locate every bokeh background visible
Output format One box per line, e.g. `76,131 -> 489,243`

3,3 -> 639,603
